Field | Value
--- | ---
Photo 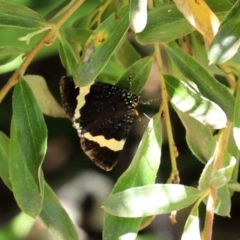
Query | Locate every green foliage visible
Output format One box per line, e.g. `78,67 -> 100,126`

104,113 -> 162,239
10,78 -> 46,217
0,0 -> 239,239
208,0 -> 240,64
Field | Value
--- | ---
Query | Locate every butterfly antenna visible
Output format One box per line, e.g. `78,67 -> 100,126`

143,112 -> 151,120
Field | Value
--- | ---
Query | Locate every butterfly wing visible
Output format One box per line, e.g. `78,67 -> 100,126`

59,76 -> 79,119
60,77 -> 139,170
78,82 -> 139,170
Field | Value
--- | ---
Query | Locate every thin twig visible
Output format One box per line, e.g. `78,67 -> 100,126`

0,0 -> 84,103
202,121 -> 232,240
154,44 -> 179,184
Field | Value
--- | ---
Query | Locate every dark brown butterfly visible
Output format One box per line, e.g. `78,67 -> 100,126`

60,76 -> 139,171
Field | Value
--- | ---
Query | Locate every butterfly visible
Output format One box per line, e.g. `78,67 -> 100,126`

60,76 -> 139,171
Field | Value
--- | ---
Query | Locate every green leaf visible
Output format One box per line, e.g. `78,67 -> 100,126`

226,126 -> 240,184
103,113 -> 162,239
44,1 -> 71,21
0,131 -> 11,189
208,0 -> 240,64
9,78 -> 47,217
190,32 -> 224,77
198,158 -> 214,191
136,3 -> 194,44
228,182 -> 240,192
58,35 -> 78,76
103,184 -> 201,218
64,27 -> 91,45
199,155 -> 232,216
0,0 -> 47,29
9,119 -> 43,217
73,6 -> 130,86
0,212 -> 35,240
99,58 -> 125,82
211,154 -> 236,189
233,88 -> 240,150
23,75 -> 67,118
215,185 -> 231,216
165,44 -> 235,121
71,11 -> 94,29
40,183 -> 78,240
181,205 -> 201,240
116,56 -> 153,94
0,46 -> 24,66
164,75 -> 227,129
205,0 -> 232,13
115,38 -> 141,68
174,109 -> 216,163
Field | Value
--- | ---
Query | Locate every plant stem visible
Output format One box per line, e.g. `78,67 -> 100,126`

154,44 -> 179,183
0,0 -> 84,103
202,121 -> 232,240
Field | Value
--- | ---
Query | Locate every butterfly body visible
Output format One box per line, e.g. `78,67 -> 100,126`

60,76 -> 139,171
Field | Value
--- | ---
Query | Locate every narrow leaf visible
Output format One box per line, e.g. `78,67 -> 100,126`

233,88 -> 240,150
208,0 -> 240,64
64,27 -> 91,45
116,56 -> 153,94
226,127 -> 240,184
174,108 -> 216,163
181,205 -> 201,240
198,158 -> 214,191
199,156 -> 232,216
228,182 -> 240,192
103,113 -> 162,239
9,78 -> 47,217
103,184 -> 201,218
211,154 -> 236,189
0,0 -> 47,29
205,0 -> 232,13
215,185 -> 231,216
115,38 -> 141,68
165,75 -> 227,129
58,35 -> 78,75
174,0 -> 220,46
24,75 -> 67,118
0,47 -> 24,66
136,3 -> 194,44
165,44 -> 235,121
190,32 -> 224,77
9,119 -> 43,217
74,6 -> 130,86
0,131 -> 11,189
40,183 -> 78,240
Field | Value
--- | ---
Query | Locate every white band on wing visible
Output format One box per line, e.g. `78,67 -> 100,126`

82,132 -> 125,151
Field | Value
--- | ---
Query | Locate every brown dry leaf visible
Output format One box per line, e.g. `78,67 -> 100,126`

24,75 -> 67,118
173,0 -> 220,46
